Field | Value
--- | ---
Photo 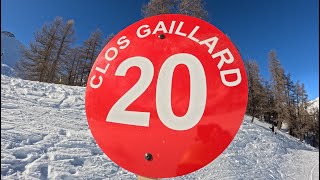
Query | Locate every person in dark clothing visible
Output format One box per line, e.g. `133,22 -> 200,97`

269,123 -> 276,134
270,125 -> 274,132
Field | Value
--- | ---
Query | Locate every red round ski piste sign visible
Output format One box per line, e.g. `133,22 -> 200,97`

85,14 -> 248,178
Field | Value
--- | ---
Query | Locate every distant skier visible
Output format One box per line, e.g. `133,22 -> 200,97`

269,124 -> 276,134
270,124 -> 274,132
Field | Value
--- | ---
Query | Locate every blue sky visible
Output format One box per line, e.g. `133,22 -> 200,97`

1,0 -> 319,99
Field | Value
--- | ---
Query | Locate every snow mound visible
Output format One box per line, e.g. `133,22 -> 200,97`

1,63 -> 17,77
1,75 -> 319,179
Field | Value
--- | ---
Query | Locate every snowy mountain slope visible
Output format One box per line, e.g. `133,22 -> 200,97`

1,63 -> 17,77
1,75 -> 319,180
1,31 -> 25,68
308,97 -> 319,113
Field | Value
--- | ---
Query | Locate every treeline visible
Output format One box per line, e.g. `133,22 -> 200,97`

143,0 -> 319,148
246,50 -> 319,147
16,0 -> 208,86
141,0 -> 208,20
15,0 -> 318,147
16,17 -> 114,86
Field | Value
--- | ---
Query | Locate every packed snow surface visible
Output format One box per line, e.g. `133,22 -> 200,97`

1,75 -> 319,179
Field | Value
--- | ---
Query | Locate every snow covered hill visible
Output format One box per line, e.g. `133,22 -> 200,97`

1,75 -> 319,179
308,97 -> 319,113
1,63 -> 17,77
1,31 -> 25,68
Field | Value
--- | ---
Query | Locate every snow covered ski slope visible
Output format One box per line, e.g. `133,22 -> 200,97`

1,75 -> 319,179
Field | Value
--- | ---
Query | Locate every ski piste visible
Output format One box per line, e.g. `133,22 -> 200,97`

1,75 -> 318,179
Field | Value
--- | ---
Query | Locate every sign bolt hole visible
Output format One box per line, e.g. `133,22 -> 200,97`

145,153 -> 153,161
158,34 -> 165,39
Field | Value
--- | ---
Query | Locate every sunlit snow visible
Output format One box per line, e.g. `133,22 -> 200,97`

1,75 -> 319,179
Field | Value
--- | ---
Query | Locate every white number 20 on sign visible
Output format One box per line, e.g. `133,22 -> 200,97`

106,53 -> 207,131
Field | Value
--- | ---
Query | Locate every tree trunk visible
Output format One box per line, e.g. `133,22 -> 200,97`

48,25 -> 71,83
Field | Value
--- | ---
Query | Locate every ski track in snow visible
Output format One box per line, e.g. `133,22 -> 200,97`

1,75 -> 319,180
